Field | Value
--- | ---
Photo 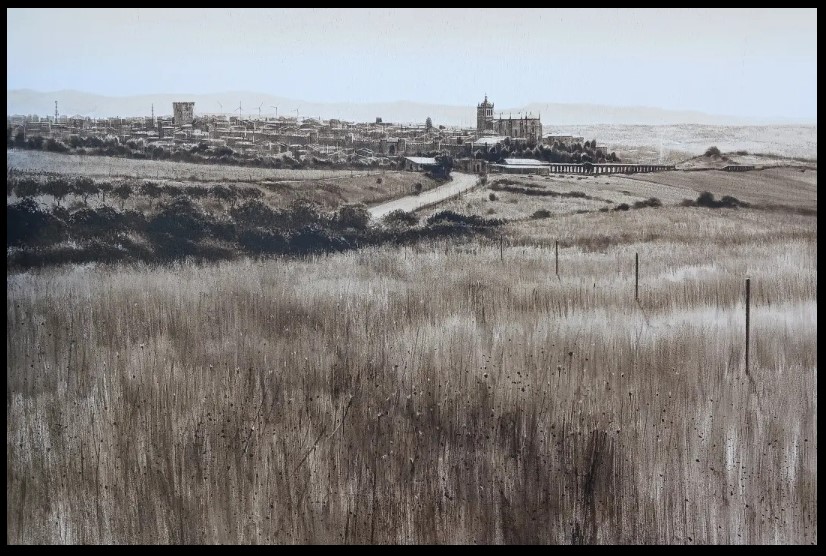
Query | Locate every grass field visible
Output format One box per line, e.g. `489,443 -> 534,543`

7,150 -> 442,211
432,168 -> 817,222
7,166 -> 817,543
7,150 -> 375,183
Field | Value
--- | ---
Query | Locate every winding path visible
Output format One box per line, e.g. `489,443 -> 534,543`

368,172 -> 480,219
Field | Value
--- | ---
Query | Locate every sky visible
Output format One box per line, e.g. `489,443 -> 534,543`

6,8 -> 818,121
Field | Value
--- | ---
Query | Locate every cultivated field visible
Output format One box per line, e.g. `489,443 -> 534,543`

7,168 -> 817,543
433,168 -> 817,222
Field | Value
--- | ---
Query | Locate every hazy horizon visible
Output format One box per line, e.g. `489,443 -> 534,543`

7,9 -> 818,123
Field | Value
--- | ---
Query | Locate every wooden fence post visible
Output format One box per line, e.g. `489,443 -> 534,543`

635,252 -> 639,302
555,240 -> 559,277
745,278 -> 751,375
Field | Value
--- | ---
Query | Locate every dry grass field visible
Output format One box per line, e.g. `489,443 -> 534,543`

7,168 -> 817,542
7,150 -> 442,212
433,169 -> 817,222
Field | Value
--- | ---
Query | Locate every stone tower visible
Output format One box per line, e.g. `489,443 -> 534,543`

173,102 -> 195,126
476,94 -> 494,135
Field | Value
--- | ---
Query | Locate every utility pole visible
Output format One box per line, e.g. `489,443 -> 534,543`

54,100 -> 58,120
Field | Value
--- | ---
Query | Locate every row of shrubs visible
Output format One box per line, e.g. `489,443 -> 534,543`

9,132 -> 411,170
530,191 -> 748,219
681,191 -> 749,209
489,180 -> 599,200
7,197 -> 503,268
7,173 -> 265,208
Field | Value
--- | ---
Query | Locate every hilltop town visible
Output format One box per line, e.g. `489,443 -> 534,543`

8,95 -> 642,175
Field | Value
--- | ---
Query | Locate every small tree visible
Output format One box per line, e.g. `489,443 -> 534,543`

113,183 -> 132,210
140,181 -> 162,209
211,185 -> 239,209
98,182 -> 113,204
13,177 -> 40,198
413,182 -> 423,195
705,146 -> 722,157
425,117 -> 433,132
72,177 -> 98,206
42,177 -> 71,207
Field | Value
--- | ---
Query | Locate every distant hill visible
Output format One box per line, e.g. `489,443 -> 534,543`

7,89 -> 812,126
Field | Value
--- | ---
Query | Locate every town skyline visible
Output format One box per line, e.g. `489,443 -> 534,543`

7,89 -> 816,127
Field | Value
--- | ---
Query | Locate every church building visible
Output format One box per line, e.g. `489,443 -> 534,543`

476,95 -> 542,146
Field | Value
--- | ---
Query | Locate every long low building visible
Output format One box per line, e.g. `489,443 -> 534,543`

490,158 -> 552,174
403,156 -> 439,171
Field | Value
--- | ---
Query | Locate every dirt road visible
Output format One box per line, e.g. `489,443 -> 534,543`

368,172 -> 480,219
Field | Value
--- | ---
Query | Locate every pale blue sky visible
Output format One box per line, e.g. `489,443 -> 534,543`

7,8 -> 818,121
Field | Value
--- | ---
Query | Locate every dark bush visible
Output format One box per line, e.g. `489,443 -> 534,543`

12,177 -> 40,198
69,206 -> 127,239
148,197 -> 210,242
289,199 -> 325,227
614,203 -> 631,211
7,198 -> 67,246
489,192 -> 498,201
632,197 -> 662,209
45,138 -> 69,153
163,184 -> 183,197
531,209 -> 552,219
719,195 -> 748,208
382,209 -> 419,228
238,187 -> 265,201
334,204 -> 370,231
238,228 -> 289,254
426,210 -> 503,227
694,191 -> 747,208
289,224 -> 350,254
704,146 -> 722,157
183,185 -> 209,198
230,200 -> 287,230
211,185 -> 239,208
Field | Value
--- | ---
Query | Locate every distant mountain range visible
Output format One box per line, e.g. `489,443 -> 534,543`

7,89 -> 814,126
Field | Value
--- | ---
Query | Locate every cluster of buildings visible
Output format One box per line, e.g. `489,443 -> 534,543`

9,95 -> 654,175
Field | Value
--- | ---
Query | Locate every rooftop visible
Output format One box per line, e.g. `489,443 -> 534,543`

404,156 -> 438,165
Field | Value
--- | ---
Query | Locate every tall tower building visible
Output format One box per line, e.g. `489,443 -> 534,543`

173,102 -> 195,126
476,95 -> 494,135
